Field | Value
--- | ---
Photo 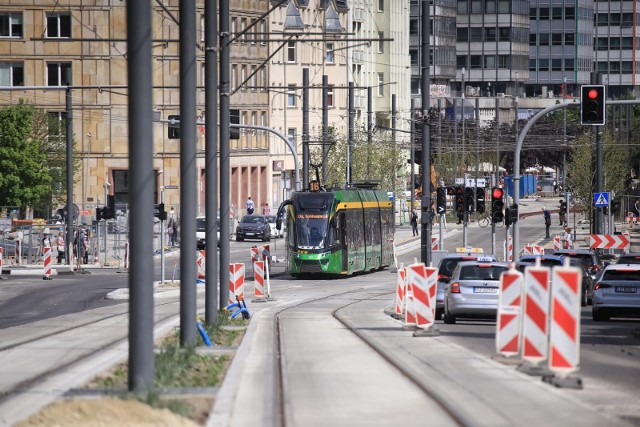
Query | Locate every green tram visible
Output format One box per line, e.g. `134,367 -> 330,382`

276,188 -> 395,276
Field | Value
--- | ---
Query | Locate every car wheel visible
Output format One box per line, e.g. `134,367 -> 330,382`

435,308 -> 443,321
237,236 -> 244,242
581,286 -> 588,307
443,305 -> 456,324
592,309 -> 610,321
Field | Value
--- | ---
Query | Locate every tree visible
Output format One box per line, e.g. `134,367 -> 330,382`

0,101 -> 72,216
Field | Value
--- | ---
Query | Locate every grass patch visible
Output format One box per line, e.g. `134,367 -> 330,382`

87,310 -> 248,421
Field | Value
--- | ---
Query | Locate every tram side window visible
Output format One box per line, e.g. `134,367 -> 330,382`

328,213 -> 340,246
286,210 -> 295,246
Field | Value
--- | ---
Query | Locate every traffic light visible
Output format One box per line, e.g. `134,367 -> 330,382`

154,203 -> 167,221
508,204 -> 519,224
446,186 -> 456,196
504,206 -> 511,226
465,187 -> 475,213
491,187 -> 504,223
96,207 -> 104,221
436,187 -> 447,214
580,85 -> 606,126
454,187 -> 464,214
168,115 -> 180,139
476,188 -> 485,213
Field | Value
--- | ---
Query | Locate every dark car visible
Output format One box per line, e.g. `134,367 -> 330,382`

615,253 -> 640,265
435,252 -> 497,320
592,264 -> 640,321
236,215 -> 270,242
552,249 -> 605,281
516,254 -> 594,306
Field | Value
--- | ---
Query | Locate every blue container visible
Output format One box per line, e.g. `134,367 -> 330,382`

503,174 -> 538,198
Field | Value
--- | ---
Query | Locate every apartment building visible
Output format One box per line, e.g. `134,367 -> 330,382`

0,1 -> 271,218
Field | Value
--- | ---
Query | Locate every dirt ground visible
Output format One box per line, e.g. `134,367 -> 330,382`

15,397 -> 207,427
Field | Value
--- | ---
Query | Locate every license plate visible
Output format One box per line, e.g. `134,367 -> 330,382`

615,287 -> 637,293
474,287 -> 498,294
246,232 -> 254,236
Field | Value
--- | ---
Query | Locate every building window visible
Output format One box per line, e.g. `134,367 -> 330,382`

498,27 -> 510,41
457,1 -> 468,14
484,55 -> 496,69
46,13 -> 71,38
497,55 -> 510,69
498,0 -> 509,13
529,59 -> 536,71
251,19 -> 257,44
48,111 -> 67,138
457,27 -> 468,42
622,13 -> 633,28
471,0 -> 482,14
457,55 -> 468,68
470,28 -> 483,40
0,62 -> 24,86
596,37 -> 608,51
260,20 -> 267,45
596,13 -> 608,26
327,85 -> 334,107
565,8 -> 575,20
622,37 -> 633,50
564,58 -> 574,71
287,128 -> 296,144
378,32 -> 384,53
538,59 -> 549,71
287,84 -> 297,107
470,55 -> 482,69
552,58 -> 562,71
410,49 -> 418,66
231,65 -> 237,91
241,18 -> 246,43
326,42 -> 334,63
596,62 -> 608,73
260,68 -> 267,92
250,65 -> 257,91
610,37 -> 621,50
378,0 -> 384,12
539,7 -> 549,19
564,33 -> 574,45
539,33 -> 549,46
529,7 -> 536,19
0,12 -> 23,38
47,62 -> 72,86
377,73 -> 384,96
231,17 -> 237,42
410,19 -> 419,36
261,111 -> 266,127
552,33 -> 562,45
552,7 -> 563,19
529,33 -> 536,45
485,28 -> 496,42
241,65 -> 246,91
610,61 -> 620,73
287,41 -> 296,63
621,61 -> 633,74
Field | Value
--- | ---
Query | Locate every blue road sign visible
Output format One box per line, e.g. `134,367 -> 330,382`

593,192 -> 609,207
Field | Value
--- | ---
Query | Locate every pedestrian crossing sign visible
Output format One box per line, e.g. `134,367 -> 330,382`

593,192 -> 609,207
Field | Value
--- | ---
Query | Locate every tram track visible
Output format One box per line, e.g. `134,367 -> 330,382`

0,299 -> 181,406
271,285 -> 467,427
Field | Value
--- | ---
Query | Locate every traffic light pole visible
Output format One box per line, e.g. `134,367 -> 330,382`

420,0 -> 432,266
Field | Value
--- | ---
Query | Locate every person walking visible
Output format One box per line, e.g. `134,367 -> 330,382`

56,231 -> 65,264
562,226 -> 573,249
542,206 -> 551,238
410,209 -> 419,236
246,196 -> 255,215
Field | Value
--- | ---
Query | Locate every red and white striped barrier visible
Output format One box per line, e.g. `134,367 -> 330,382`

522,265 -> 551,365
403,275 -> 417,329
553,235 -> 562,252
395,267 -> 406,316
431,237 -> 439,251
524,244 -> 544,255
15,239 -> 21,265
253,260 -> 265,301
196,250 -> 206,279
589,234 -> 630,250
496,269 -> 524,356
250,246 -> 259,265
503,235 -> 513,262
229,263 -> 245,305
549,263 -> 582,377
408,263 -> 435,329
261,244 -> 271,266
43,247 -> 52,280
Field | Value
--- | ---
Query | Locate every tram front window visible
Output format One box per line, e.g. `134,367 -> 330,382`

297,219 -> 327,249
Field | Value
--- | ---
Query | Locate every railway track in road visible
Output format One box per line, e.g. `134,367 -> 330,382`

0,299 -> 182,416
271,285 -> 467,427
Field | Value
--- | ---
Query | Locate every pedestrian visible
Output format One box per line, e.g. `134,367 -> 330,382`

80,227 -> 89,264
562,227 -> 573,249
410,209 -> 419,236
542,206 -> 551,238
167,218 -> 175,247
559,199 -> 567,226
246,196 -> 255,215
634,200 -> 640,219
56,231 -> 65,264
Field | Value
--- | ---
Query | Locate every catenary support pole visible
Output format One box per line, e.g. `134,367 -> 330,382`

204,0 -> 219,324
420,0 -> 432,266
179,0 -> 197,346
303,68 -> 309,190
219,0 -> 231,309
65,87 -> 73,266
348,81 -> 354,186
127,0 -> 154,391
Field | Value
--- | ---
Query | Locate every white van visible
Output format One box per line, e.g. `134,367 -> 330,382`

196,216 -> 220,250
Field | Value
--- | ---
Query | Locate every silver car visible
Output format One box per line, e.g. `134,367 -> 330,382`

435,253 -> 497,320
592,264 -> 640,321
443,260 -> 509,324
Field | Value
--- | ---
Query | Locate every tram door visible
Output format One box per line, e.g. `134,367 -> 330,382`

339,211 -> 348,272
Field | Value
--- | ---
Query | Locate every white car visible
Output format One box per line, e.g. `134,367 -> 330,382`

265,215 -> 284,238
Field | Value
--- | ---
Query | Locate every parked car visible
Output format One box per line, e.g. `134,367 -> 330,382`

516,254 -> 594,306
435,252 -> 497,320
196,216 -> 221,250
443,260 -> 509,324
236,215 -> 270,242
265,215 -> 284,238
592,264 -> 640,321
552,249 -> 605,281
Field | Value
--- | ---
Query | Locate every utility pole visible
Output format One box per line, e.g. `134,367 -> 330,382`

303,68 -> 309,190
347,81 -> 354,186
420,0 -> 432,266
219,0 -> 231,310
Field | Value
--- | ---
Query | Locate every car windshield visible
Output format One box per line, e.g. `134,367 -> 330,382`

196,218 -> 220,231
459,265 -> 508,281
601,269 -> 640,281
242,216 -> 264,224
617,256 -> 640,264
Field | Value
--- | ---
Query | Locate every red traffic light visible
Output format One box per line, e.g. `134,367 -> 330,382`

587,89 -> 598,100
492,187 -> 504,199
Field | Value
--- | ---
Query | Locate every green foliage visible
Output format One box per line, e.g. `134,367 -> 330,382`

0,102 -> 52,209
567,130 -> 628,213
